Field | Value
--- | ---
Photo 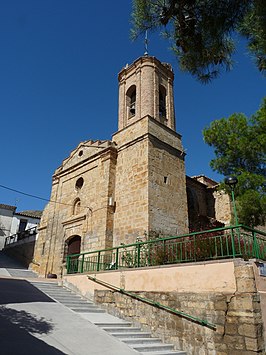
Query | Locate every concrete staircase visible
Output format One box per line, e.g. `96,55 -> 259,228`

30,281 -> 186,355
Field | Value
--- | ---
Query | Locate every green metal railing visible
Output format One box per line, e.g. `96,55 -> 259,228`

66,225 -> 266,274
87,275 -> 216,329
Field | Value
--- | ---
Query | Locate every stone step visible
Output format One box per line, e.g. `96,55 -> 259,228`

112,332 -> 152,339
139,352 -> 187,355
32,286 -> 70,292
71,308 -> 105,313
123,338 -> 162,345
30,282 -> 58,287
30,282 -> 187,355
46,295 -> 84,299
95,322 -> 132,327
132,344 -> 174,352
62,301 -> 94,306
46,293 -> 84,299
103,327 -> 142,333
32,286 -> 74,291
65,303 -> 99,309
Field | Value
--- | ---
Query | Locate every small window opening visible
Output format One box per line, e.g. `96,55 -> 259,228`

75,177 -> 84,190
126,85 -> 136,118
41,242 -> 46,256
159,86 -> 166,119
164,176 -> 168,184
73,198 -> 81,215
18,219 -> 27,232
78,150 -> 83,157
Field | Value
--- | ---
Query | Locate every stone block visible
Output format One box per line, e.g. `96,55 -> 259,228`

214,300 -> 227,311
225,322 -> 238,335
224,335 -> 245,350
245,337 -> 259,351
215,325 -> 225,335
228,295 -> 254,311
234,265 -> 254,279
238,323 -> 258,338
236,278 -> 256,293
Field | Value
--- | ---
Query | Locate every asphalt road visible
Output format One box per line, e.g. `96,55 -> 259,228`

0,252 -> 138,355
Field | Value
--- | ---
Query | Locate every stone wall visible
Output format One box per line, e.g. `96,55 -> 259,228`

213,189 -> 232,226
95,290 -> 264,354
148,119 -> 188,236
33,141 -> 117,276
112,115 -> 188,245
4,239 -> 36,268
112,118 -> 149,246
86,261 -> 265,354
186,176 -> 231,232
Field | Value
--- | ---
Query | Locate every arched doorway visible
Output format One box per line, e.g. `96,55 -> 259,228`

64,235 -> 81,273
67,235 -> 81,256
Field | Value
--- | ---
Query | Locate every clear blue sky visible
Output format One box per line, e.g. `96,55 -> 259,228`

0,1 -> 265,212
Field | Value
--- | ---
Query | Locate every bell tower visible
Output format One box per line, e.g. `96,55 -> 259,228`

113,55 -> 188,246
118,56 -> 176,131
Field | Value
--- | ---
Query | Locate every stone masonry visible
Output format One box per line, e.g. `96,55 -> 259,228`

94,260 -> 265,354
32,55 -> 232,276
33,56 -> 190,276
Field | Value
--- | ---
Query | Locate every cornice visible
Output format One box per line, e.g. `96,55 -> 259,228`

62,214 -> 86,226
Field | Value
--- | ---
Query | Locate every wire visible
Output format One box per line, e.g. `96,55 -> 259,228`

0,184 -> 92,211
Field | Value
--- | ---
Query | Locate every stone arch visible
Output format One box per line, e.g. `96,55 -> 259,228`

126,85 -> 136,118
64,235 -> 81,260
73,198 -> 81,215
75,177 -> 84,190
159,84 -> 167,120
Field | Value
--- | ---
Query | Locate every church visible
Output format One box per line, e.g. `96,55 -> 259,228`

33,55 -> 231,277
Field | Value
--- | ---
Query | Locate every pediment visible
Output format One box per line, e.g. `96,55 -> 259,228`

55,140 -> 114,173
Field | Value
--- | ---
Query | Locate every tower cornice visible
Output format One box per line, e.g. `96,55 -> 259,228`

118,56 -> 174,82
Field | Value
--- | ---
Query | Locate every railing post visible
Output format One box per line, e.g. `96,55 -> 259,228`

230,228 -> 236,257
80,254 -> 84,273
252,231 -> 259,259
115,248 -> 119,269
163,240 -> 166,263
97,251 -> 101,271
193,234 -> 197,261
66,255 -> 70,274
137,243 -> 141,267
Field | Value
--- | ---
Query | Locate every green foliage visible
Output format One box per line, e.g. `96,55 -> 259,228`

203,98 -> 266,226
131,0 -> 266,82
239,0 -> 266,74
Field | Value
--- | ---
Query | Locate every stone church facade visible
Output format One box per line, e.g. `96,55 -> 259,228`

33,55 -> 230,277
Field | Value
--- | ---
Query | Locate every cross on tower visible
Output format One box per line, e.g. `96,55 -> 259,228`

144,30 -> 149,56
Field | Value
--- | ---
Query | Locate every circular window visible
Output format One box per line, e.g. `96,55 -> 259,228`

75,177 -> 84,190
78,150 -> 83,157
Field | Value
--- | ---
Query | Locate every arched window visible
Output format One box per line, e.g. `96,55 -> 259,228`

73,198 -> 81,215
126,85 -> 136,118
159,85 -> 167,119
75,177 -> 84,190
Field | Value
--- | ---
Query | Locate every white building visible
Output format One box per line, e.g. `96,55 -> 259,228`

0,204 -> 42,249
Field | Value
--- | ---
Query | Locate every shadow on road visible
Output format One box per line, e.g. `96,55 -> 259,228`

0,278 -> 55,304
0,306 -> 66,354
0,251 -> 27,269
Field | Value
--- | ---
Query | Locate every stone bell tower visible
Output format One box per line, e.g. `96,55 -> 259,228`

118,56 -> 176,131
112,55 -> 189,246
